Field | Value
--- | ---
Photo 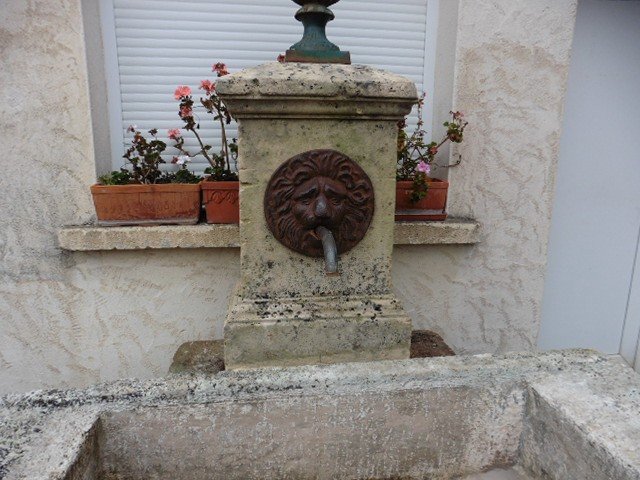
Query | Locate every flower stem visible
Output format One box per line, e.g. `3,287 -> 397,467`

189,127 -> 215,168
215,104 -> 231,172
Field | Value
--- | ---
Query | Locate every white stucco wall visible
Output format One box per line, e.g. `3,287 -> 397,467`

396,0 -> 578,354
0,0 -> 234,394
0,0 -> 577,395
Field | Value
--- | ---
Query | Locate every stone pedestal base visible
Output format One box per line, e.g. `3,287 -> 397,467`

224,295 -> 412,369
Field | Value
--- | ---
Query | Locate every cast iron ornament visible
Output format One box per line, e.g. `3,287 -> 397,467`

284,0 -> 351,64
264,149 -> 375,257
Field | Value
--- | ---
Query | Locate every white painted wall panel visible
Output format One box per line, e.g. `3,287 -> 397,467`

621,229 -> 640,367
539,0 -> 640,355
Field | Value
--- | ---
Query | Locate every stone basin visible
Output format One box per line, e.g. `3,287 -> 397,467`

1,350 -> 639,479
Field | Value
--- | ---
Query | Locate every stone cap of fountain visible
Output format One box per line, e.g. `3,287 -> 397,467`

216,62 -> 418,119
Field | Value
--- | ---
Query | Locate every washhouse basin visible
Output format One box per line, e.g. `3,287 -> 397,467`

1,350 -> 639,479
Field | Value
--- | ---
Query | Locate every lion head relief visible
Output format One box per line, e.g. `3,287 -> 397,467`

264,149 -> 375,258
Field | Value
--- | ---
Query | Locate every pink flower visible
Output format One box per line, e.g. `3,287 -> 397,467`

167,128 -> 181,140
179,106 -> 193,119
174,85 -> 192,100
172,155 -> 190,165
199,79 -> 215,94
417,161 -> 431,174
212,62 -> 229,77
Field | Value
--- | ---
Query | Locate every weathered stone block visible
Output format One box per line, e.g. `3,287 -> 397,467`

224,295 -> 412,368
169,340 -> 225,375
4,351 -> 639,479
217,62 -> 417,369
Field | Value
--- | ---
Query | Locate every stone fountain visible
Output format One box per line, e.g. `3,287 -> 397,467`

217,0 -> 416,369
2,2 -> 640,479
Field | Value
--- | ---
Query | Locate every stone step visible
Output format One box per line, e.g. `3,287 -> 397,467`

169,330 -> 455,375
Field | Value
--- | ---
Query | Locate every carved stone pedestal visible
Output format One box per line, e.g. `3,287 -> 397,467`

217,62 -> 417,369
225,295 -> 411,368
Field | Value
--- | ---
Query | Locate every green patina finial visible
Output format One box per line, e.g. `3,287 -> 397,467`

284,0 -> 351,64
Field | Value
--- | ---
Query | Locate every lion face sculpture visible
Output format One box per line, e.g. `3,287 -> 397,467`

264,149 -> 375,258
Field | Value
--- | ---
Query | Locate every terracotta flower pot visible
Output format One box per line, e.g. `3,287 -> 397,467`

201,180 -> 239,224
90,183 -> 201,226
395,178 -> 449,221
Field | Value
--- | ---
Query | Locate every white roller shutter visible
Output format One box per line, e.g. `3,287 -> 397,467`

101,0 -> 436,172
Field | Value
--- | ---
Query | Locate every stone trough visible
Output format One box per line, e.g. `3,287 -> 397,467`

1,350 -> 639,479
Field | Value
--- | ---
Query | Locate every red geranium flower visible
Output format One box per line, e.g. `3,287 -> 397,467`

212,62 -> 229,77
199,79 -> 215,94
174,85 -> 191,100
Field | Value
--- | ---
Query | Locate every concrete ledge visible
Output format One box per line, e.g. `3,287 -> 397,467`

393,219 -> 480,245
57,219 -> 480,251
57,224 -> 241,251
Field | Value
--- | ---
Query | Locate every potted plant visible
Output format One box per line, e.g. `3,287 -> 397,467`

91,127 -> 202,226
171,62 -> 239,224
396,94 -> 468,221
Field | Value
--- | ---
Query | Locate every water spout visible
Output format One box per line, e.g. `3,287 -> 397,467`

315,226 -> 338,275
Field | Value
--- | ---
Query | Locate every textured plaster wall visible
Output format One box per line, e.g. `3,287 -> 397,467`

0,0 -> 237,395
0,0 -> 577,395
394,0 -> 578,354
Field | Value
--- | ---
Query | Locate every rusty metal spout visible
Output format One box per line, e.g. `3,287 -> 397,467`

315,226 -> 338,275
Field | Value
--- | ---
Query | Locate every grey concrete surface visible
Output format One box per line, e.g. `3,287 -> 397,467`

1,350 -> 638,479
462,467 -> 534,479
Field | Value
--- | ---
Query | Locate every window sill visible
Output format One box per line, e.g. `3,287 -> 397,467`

57,219 -> 480,252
